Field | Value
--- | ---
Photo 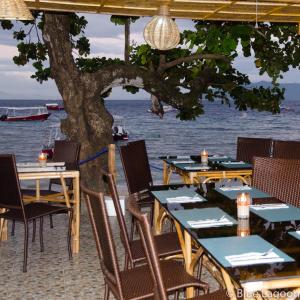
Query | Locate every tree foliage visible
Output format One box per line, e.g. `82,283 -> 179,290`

1,15 -> 299,120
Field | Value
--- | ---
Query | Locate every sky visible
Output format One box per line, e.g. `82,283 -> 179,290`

0,14 -> 299,100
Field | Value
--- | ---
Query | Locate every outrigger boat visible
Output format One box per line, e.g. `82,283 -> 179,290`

45,103 -> 64,111
0,107 -> 51,121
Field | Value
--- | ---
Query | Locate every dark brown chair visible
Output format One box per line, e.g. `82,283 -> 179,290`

120,140 -> 155,237
103,170 -> 182,269
236,137 -> 272,164
273,140 -> 300,159
81,184 -> 208,300
20,140 -> 80,230
252,157 -> 300,207
0,154 -> 73,272
22,140 -> 80,199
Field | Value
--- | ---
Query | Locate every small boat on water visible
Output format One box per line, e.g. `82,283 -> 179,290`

147,105 -> 177,113
45,103 -> 64,111
112,115 -> 129,141
0,107 -> 51,122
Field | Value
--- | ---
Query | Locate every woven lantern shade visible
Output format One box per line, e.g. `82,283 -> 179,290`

144,5 -> 180,51
0,0 -> 33,20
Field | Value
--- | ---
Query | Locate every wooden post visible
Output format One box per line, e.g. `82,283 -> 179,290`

108,144 -> 117,181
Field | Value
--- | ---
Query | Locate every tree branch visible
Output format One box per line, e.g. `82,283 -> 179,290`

160,53 -> 230,71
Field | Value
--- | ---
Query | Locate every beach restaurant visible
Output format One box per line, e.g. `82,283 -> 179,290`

1,1 -> 300,299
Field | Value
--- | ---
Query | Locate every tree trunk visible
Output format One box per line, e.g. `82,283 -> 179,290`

124,18 -> 130,63
43,12 -> 113,190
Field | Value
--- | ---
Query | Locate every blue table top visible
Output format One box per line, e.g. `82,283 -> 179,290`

199,235 -> 295,268
171,207 -> 237,229
215,186 -> 271,200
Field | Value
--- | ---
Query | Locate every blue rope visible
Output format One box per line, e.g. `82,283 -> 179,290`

79,147 -> 108,165
150,164 -> 164,171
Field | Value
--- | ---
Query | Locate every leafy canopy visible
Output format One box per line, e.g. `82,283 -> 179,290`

1,15 -> 299,120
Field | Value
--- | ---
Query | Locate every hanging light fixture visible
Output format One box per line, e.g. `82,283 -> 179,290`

144,4 -> 180,51
0,0 -> 34,21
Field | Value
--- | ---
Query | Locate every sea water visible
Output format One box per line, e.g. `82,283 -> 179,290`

0,99 -> 299,187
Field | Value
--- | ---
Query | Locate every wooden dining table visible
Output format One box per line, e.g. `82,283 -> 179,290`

161,155 -> 253,185
151,183 -> 300,299
0,166 -> 80,254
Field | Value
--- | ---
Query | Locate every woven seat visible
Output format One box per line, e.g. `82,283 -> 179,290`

273,140 -> 300,159
236,137 -> 272,164
120,140 -> 155,238
103,170 -> 182,268
81,185 -> 207,300
0,154 -> 72,272
252,157 -> 300,207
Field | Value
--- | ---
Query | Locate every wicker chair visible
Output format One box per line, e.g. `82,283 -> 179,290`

273,140 -> 300,159
81,184 -> 208,300
252,157 -> 300,207
120,140 -> 155,238
20,140 -> 80,232
236,137 -> 272,164
103,170 -> 182,269
0,154 -> 73,272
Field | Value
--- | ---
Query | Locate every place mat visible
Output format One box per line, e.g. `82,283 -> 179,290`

198,235 -> 294,268
182,164 -> 211,171
215,186 -> 271,200
18,166 -> 66,173
218,161 -> 252,169
17,162 -> 65,167
250,204 -> 300,222
171,207 -> 237,229
151,187 -> 206,204
170,159 -> 195,164
288,231 -> 300,241
208,156 -> 233,163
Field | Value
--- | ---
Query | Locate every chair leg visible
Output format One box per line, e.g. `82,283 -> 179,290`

68,209 -> 73,260
11,220 -> 15,236
104,283 -> 110,300
23,222 -> 29,273
39,217 -> 44,252
149,203 -> 154,226
130,215 -> 135,241
49,214 -> 54,229
32,219 -> 36,242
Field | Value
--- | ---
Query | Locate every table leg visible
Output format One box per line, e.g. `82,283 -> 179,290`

72,174 -> 80,254
221,269 -> 237,300
153,199 -> 160,235
184,230 -> 194,298
163,162 -> 172,184
0,210 -> 7,241
36,179 -> 40,200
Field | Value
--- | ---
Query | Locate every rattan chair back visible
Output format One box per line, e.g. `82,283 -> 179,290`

273,140 -> 300,159
102,170 -> 135,264
236,137 -> 272,163
50,140 -> 80,186
127,195 -> 168,300
81,185 -> 123,298
120,140 -> 153,194
0,154 -> 24,211
252,157 -> 300,207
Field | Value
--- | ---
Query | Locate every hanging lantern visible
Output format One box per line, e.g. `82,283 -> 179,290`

144,5 -> 180,51
0,0 -> 34,21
